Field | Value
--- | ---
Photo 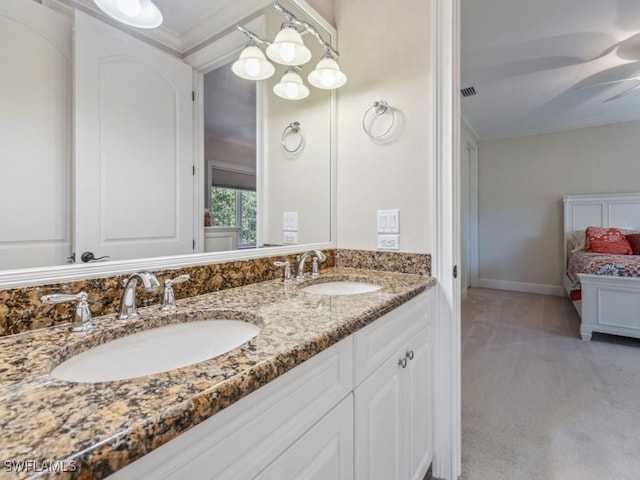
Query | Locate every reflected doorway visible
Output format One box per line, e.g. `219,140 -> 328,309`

203,62 -> 258,252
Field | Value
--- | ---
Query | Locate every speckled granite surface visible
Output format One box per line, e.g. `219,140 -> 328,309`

337,249 -> 431,275
0,267 -> 435,479
0,251 -> 336,337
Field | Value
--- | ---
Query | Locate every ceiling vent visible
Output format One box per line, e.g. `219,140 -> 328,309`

461,86 -> 477,97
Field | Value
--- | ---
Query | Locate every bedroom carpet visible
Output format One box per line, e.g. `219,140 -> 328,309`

462,288 -> 640,480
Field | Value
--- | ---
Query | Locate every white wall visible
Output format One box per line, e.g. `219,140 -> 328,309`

262,3 -> 332,247
478,119 -> 640,291
334,0 -> 433,253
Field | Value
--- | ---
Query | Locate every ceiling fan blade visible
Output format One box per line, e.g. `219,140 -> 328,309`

604,83 -> 640,102
574,76 -> 640,89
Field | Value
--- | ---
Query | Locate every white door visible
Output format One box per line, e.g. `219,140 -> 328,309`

74,11 -> 194,262
0,0 -> 71,269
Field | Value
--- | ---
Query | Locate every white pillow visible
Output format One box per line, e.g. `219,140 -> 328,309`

568,230 -> 585,253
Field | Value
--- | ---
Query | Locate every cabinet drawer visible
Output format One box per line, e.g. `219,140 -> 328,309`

112,336 -> 353,480
354,292 -> 430,386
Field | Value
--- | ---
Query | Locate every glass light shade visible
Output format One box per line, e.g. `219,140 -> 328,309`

266,27 -> 312,66
273,71 -> 310,100
308,57 -> 347,89
232,46 -> 275,80
94,0 -> 163,29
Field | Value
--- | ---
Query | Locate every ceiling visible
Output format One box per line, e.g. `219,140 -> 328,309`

461,0 -> 640,139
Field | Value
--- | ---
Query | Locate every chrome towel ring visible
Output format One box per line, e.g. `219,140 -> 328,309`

362,100 -> 395,139
282,121 -> 305,154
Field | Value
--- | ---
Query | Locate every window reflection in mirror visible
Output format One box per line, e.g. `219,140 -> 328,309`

203,62 -> 258,252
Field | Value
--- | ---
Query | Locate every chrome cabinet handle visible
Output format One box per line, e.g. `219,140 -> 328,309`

405,350 -> 414,361
398,358 -> 408,368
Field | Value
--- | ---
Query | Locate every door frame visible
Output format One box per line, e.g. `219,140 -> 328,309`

184,15 -> 267,252
431,0 -> 461,479
461,117 -> 479,297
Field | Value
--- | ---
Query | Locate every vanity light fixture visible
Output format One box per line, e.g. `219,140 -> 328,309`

307,52 -> 347,89
233,2 -> 346,98
266,25 -> 312,66
273,67 -> 310,100
94,0 -> 163,29
232,43 -> 276,80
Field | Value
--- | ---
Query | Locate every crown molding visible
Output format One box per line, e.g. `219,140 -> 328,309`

43,0 -> 277,57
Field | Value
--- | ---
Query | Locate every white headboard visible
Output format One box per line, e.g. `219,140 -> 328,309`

563,192 -> 640,264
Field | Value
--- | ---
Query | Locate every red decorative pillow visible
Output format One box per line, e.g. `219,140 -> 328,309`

589,238 -> 632,255
585,226 -> 633,254
627,233 -> 640,255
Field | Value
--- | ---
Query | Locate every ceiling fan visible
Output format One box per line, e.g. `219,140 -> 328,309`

576,75 -> 640,102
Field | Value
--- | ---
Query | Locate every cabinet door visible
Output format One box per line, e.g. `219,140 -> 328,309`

355,351 -> 405,480
404,326 -> 432,480
254,395 -> 353,480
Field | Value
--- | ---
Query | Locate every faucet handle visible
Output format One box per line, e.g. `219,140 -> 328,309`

41,291 -> 93,332
160,274 -> 190,313
274,261 -> 292,284
165,274 -> 190,287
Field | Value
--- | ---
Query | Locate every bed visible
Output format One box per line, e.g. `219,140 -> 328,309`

563,193 -> 640,341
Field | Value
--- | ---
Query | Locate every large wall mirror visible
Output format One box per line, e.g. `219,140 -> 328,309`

0,0 -> 335,287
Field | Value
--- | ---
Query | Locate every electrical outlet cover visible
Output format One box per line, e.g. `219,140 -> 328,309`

283,231 -> 298,244
377,234 -> 399,250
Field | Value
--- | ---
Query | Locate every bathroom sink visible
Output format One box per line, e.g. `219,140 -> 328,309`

301,281 -> 382,296
51,320 -> 260,383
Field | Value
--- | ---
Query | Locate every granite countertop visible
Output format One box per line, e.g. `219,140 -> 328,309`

0,267 -> 435,479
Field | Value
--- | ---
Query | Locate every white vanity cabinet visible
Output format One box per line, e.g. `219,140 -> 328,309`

112,337 -> 354,480
111,291 -> 432,480
253,395 -> 354,480
353,293 -> 432,480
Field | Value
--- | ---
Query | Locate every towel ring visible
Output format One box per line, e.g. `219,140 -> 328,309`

362,100 -> 395,139
282,122 -> 305,154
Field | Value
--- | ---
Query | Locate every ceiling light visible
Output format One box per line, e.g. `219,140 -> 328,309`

308,54 -> 347,89
94,0 -> 163,29
274,68 -> 310,100
266,26 -> 312,66
232,45 -> 275,80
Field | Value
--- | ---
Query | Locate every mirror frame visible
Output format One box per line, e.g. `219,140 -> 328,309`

0,0 -> 336,290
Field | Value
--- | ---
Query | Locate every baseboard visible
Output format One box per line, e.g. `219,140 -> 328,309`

477,278 -> 565,297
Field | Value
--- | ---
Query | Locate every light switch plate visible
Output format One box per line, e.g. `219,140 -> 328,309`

377,234 -> 400,250
283,212 -> 298,231
377,210 -> 399,233
283,231 -> 298,244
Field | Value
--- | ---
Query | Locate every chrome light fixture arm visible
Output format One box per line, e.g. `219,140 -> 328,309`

236,25 -> 271,46
273,2 -> 339,58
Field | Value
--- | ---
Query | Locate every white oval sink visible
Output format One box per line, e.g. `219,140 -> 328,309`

51,320 -> 260,383
301,281 -> 382,296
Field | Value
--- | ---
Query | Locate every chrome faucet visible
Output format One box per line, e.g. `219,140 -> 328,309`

296,249 -> 326,281
41,291 -> 93,332
118,271 -> 160,320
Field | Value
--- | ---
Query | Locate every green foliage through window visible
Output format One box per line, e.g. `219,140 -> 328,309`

211,187 -> 257,247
